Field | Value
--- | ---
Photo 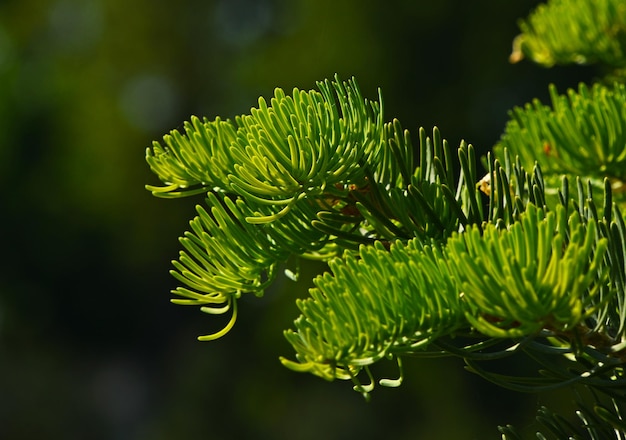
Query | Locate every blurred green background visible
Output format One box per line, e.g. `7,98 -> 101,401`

0,0 -> 599,438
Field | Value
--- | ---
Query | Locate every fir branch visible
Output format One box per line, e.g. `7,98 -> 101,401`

145,0 -> 626,432
281,164 -> 625,399
280,239 -> 465,391
146,75 -> 385,219
500,392 -> 626,439
455,204 -> 609,338
510,0 -> 626,71
147,76 -> 494,340
495,82 -> 626,207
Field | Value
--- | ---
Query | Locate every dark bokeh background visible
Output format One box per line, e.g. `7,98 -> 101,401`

0,1 -> 599,439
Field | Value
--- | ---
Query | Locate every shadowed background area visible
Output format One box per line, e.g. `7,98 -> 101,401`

0,0 -> 599,438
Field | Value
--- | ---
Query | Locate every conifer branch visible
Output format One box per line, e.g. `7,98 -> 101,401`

495,82 -> 626,207
281,167 -> 625,399
146,76 -> 497,340
146,2 -> 626,427
510,0 -> 626,72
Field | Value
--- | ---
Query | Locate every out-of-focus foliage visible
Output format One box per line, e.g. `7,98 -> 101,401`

510,0 -> 626,72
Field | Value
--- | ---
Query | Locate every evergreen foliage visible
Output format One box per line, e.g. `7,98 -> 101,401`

510,0 -> 626,71
147,0 -> 626,436
495,82 -> 626,208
